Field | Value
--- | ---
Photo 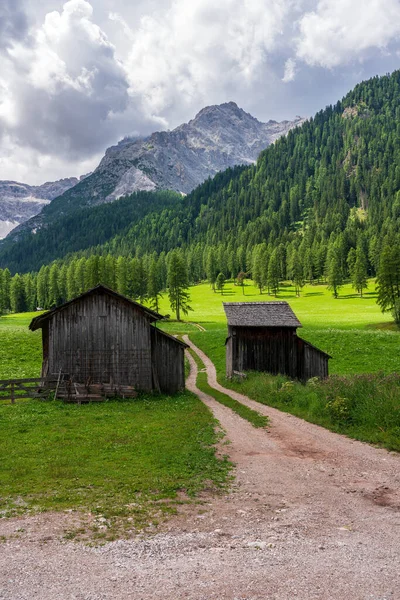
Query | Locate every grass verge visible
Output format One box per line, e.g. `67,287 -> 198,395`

188,348 -> 268,429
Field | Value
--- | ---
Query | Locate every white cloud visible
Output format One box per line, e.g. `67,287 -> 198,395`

0,134 -> 101,185
296,0 -> 400,68
282,57 -> 297,82
126,0 -> 292,120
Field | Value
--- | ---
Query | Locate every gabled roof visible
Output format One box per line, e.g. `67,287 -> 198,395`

223,301 -> 302,328
29,284 -> 164,331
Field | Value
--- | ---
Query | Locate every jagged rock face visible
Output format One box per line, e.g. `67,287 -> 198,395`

103,102 -> 304,199
4,103 -> 304,239
0,178 -> 80,239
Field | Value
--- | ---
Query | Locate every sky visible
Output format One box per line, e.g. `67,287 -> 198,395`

1,0 -> 400,185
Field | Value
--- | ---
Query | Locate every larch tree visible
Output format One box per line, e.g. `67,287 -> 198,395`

352,244 -> 368,296
267,249 -> 280,297
147,257 -> 163,313
216,272 -> 226,295
327,247 -> 344,298
376,241 -> 400,325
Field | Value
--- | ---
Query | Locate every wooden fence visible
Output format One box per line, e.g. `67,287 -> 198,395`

0,375 -> 137,404
0,377 -> 60,403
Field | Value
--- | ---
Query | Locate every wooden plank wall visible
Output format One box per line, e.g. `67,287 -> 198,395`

150,328 -> 185,394
228,327 -> 329,381
230,327 -> 299,379
303,343 -> 329,380
47,293 -> 153,390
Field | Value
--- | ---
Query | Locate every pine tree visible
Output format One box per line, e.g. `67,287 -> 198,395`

327,248 -> 343,298
147,257 -> 163,313
116,256 -> 128,296
85,255 -> 100,289
75,258 -> 86,295
237,271 -> 246,295
167,251 -> 192,321
48,263 -> 62,307
131,257 -> 147,302
66,261 -> 78,300
10,274 -> 26,313
347,248 -> 357,280
23,273 -> 36,311
2,268 -> 11,311
0,270 -> 4,314
37,265 -> 49,308
252,244 -> 267,294
206,248 -> 218,291
291,250 -> 305,297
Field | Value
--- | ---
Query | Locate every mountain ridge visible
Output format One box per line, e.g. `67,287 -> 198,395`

5,102 -> 304,240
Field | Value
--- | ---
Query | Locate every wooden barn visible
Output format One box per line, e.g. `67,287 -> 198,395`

223,301 -> 331,381
29,285 -> 187,394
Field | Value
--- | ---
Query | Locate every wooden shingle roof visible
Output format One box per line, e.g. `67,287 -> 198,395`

223,301 -> 302,328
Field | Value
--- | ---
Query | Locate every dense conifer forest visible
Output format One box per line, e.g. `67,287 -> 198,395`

1,71 -> 400,321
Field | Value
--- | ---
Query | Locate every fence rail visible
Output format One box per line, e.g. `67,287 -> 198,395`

0,377 -> 59,403
0,375 -> 137,403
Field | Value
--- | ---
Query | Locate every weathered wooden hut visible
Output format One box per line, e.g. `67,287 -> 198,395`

29,285 -> 187,394
223,301 -> 331,381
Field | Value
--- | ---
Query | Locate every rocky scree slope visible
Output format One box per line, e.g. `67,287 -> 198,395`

8,103 -> 304,239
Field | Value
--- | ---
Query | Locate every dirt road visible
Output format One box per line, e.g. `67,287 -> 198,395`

0,339 -> 399,600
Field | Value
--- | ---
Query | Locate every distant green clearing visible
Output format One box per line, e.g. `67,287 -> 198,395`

1,279 -> 398,379
0,394 -> 230,539
159,279 -> 400,376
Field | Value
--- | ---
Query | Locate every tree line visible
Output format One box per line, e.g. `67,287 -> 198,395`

1,232 -> 400,325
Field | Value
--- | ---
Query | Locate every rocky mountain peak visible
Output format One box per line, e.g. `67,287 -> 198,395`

2,103 -> 305,239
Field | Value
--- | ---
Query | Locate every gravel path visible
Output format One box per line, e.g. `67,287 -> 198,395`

0,340 -> 399,600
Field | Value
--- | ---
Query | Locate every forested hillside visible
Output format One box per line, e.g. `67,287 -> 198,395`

1,71 -> 400,317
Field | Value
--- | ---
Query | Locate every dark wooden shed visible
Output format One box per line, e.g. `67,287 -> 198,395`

29,285 -> 187,394
224,301 -> 331,381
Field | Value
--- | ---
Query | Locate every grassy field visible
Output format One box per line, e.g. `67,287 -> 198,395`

0,393 -> 230,539
0,313 -> 231,538
0,312 -> 42,379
